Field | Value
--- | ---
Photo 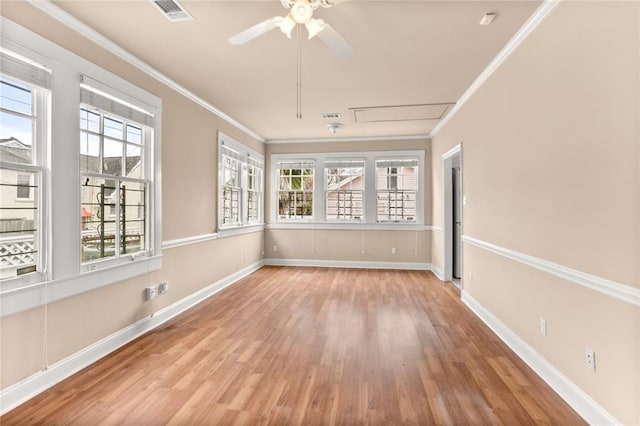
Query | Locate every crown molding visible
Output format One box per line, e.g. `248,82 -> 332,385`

430,0 -> 559,138
265,134 -> 431,145
25,0 -> 265,143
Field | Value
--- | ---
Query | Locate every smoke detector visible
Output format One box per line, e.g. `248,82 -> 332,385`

326,123 -> 343,134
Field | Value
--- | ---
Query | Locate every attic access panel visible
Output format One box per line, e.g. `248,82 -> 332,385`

351,103 -> 455,123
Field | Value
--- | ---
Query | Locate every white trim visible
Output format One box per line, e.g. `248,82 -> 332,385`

266,134 -> 430,145
431,264 -> 444,281
162,233 -> 218,250
461,291 -> 620,425
217,224 -> 265,239
264,258 -> 430,271
266,223 -> 433,232
463,235 -> 640,307
24,0 -> 265,143
1,256 -> 162,318
431,226 -> 443,234
271,150 -> 425,226
442,144 -> 462,281
430,0 -> 559,138
0,260 -> 264,416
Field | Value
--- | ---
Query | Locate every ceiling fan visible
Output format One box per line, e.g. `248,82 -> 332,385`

228,0 -> 354,57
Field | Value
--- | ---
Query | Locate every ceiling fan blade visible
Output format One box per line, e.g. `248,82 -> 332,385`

228,16 -> 285,45
316,22 -> 354,57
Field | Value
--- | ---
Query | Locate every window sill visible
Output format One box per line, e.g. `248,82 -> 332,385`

217,224 -> 265,239
0,254 -> 162,318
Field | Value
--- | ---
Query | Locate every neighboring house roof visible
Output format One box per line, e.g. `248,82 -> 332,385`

0,137 -> 32,164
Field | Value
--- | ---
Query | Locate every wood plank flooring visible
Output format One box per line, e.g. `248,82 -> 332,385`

2,266 -> 585,425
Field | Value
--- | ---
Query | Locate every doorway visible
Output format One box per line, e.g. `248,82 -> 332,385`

442,145 -> 462,286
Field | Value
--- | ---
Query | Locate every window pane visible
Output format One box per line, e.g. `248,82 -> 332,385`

80,131 -> 101,173
16,174 -> 31,199
104,116 -> 123,139
126,124 -> 142,144
0,111 -> 33,164
125,144 -> 142,177
103,138 -> 123,176
0,168 -> 39,281
81,176 -> 118,262
0,78 -> 32,116
120,181 -> 146,255
80,108 -> 100,133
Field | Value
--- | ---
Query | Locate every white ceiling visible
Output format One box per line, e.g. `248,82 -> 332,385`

52,0 -> 542,141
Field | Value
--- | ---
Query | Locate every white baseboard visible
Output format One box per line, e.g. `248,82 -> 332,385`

0,260 -> 264,416
430,264 -> 444,280
264,258 -> 431,271
461,290 -> 620,425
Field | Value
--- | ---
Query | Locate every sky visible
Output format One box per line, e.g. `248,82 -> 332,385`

0,77 -> 34,146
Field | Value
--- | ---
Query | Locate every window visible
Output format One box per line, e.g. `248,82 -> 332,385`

325,160 -> 364,221
217,133 -> 264,230
0,20 -> 162,314
0,54 -> 50,285
79,81 -> 154,265
271,152 -> 423,226
376,159 -> 418,222
277,162 -> 314,220
16,174 -> 32,199
247,157 -> 262,223
220,145 -> 242,226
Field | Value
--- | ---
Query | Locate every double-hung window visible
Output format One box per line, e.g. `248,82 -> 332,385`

325,160 -> 364,221
246,157 -> 263,224
79,80 -> 154,265
220,144 -> 243,226
376,159 -> 418,222
218,133 -> 264,230
0,52 -> 50,286
272,152 -> 423,225
276,161 -> 314,220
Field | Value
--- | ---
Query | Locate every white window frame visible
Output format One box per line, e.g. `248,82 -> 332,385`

375,158 -> 420,223
270,151 -> 424,228
0,17 -> 162,317
324,159 -> 365,222
78,90 -> 153,269
274,159 -> 316,222
0,67 -> 49,291
217,132 -> 264,233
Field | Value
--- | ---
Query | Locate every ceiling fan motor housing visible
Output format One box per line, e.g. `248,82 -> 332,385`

291,0 -> 314,23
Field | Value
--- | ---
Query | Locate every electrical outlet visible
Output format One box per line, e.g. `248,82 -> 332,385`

539,318 -> 547,336
145,286 -> 158,300
391,247 -> 397,255
159,282 -> 169,294
585,348 -> 596,371
469,272 -> 474,284
272,245 -> 278,252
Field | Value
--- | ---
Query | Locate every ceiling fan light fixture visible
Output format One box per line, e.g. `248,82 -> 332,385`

305,18 -> 326,39
279,15 -> 296,38
291,0 -> 314,23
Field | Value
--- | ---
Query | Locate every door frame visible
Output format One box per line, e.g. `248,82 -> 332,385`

442,144 -> 462,283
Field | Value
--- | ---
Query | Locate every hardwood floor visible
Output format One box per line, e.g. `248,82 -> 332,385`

2,266 -> 585,425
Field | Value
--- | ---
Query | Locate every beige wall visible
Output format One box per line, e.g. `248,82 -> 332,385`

431,2 -> 639,423
265,229 -> 430,264
1,3 -> 264,389
265,139 -> 433,265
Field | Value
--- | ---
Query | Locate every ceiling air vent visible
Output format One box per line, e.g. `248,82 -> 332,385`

151,0 -> 193,22
320,113 -> 342,120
